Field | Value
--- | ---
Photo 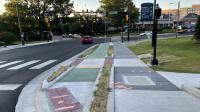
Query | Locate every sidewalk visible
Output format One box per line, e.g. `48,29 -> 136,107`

111,42 -> 200,112
0,36 -> 65,52
16,43 -> 110,112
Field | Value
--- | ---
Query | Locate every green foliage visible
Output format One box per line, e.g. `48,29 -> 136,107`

194,16 -> 200,41
100,0 -> 139,29
0,32 -> 18,44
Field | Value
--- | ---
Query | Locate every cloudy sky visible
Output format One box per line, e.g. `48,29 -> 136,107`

1,0 -> 200,13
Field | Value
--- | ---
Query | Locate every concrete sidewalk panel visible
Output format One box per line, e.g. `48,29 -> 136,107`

159,71 -> 200,89
77,59 -> 105,68
114,59 -> 147,67
115,90 -> 200,112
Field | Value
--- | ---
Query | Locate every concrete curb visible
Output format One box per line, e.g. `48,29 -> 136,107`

15,44 -> 98,112
42,66 -> 74,90
107,64 -> 115,112
181,84 -> 200,99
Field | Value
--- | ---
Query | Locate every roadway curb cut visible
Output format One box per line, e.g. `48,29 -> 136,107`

181,84 -> 200,99
15,44 -> 98,112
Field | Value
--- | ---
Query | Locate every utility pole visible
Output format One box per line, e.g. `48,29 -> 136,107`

16,3 -> 24,46
151,0 -> 162,65
176,1 -> 180,38
127,12 -> 130,41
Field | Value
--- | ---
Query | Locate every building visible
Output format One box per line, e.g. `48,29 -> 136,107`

162,4 -> 200,20
182,13 -> 198,28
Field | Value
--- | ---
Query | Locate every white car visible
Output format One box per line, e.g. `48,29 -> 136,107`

140,31 -> 152,38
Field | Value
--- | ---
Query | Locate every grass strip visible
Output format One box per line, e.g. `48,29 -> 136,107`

90,45 -> 113,112
78,45 -> 99,58
47,66 -> 69,82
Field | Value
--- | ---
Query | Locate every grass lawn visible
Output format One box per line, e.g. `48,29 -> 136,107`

160,29 -> 176,34
128,37 -> 200,73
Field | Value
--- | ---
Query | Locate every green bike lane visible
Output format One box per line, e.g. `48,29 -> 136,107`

48,43 -> 109,112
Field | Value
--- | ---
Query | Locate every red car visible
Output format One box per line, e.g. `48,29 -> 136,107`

82,36 -> 93,44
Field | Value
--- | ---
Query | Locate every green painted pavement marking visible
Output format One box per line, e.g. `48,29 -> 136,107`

87,43 -> 109,59
59,68 -> 100,82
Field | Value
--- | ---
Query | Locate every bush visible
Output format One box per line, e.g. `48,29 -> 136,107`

194,16 -> 200,41
0,32 -> 18,44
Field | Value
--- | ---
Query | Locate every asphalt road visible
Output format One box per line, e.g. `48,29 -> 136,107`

0,38 -> 103,112
111,32 -> 194,42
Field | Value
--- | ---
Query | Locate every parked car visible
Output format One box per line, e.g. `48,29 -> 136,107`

62,33 -> 74,38
82,36 -> 93,44
140,31 -> 152,38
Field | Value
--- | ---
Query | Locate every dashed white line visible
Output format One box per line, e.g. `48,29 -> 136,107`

30,60 -> 57,69
0,84 -> 22,90
0,61 -> 6,64
8,60 -> 40,70
0,61 -> 23,69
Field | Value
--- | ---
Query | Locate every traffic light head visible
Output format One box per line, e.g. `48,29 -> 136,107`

155,5 -> 162,19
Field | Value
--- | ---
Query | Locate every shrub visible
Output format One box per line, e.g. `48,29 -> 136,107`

0,32 -> 18,44
194,16 -> 200,41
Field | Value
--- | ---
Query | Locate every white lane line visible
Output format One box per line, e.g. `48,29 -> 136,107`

8,60 -> 40,70
0,84 -> 22,90
0,61 -> 23,69
30,60 -> 57,69
0,61 -> 6,64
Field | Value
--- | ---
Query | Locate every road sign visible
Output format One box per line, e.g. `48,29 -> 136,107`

108,11 -> 118,15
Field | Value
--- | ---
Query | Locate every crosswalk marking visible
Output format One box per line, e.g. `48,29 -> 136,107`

30,60 -> 57,69
0,61 -> 6,64
0,61 -> 23,69
8,60 -> 40,70
0,84 -> 22,90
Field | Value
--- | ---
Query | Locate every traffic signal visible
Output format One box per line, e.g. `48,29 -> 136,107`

82,10 -> 85,15
73,10 -> 76,15
155,5 -> 162,19
44,16 -> 49,23
125,15 -> 129,22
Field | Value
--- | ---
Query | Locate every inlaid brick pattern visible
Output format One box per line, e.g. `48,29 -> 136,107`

48,87 -> 82,112
104,57 -> 113,65
71,59 -> 83,66
114,67 -> 180,91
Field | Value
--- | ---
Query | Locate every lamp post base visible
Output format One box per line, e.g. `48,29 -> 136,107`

151,58 -> 158,65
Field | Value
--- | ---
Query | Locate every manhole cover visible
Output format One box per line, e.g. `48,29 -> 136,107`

123,76 -> 156,85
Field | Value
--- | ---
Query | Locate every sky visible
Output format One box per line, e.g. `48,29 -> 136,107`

1,0 -> 200,14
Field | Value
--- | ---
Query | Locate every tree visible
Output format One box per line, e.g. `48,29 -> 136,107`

0,0 -> 73,38
100,0 -> 139,30
194,16 -> 200,41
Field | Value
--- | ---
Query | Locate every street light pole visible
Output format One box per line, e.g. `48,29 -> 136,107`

151,0 -> 161,65
16,3 -> 24,46
176,1 -> 180,38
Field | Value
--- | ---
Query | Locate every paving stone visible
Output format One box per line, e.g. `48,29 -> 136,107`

114,59 -> 147,67
77,59 -> 105,68
123,76 -> 156,85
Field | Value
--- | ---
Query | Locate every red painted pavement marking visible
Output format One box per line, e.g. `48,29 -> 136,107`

48,87 -> 83,112
55,105 -> 75,111
52,94 -> 69,99
115,82 -> 133,90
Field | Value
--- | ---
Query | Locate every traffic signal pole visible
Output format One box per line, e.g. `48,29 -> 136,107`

151,0 -> 161,65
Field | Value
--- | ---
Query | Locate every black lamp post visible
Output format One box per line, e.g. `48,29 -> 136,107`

151,0 -> 161,65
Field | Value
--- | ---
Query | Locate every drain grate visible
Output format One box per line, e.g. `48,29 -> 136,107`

123,76 -> 156,85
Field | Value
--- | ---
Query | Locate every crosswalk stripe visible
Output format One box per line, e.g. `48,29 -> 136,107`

0,84 -> 22,90
30,60 -> 57,69
0,61 -> 6,64
8,60 -> 40,70
0,61 -> 23,69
